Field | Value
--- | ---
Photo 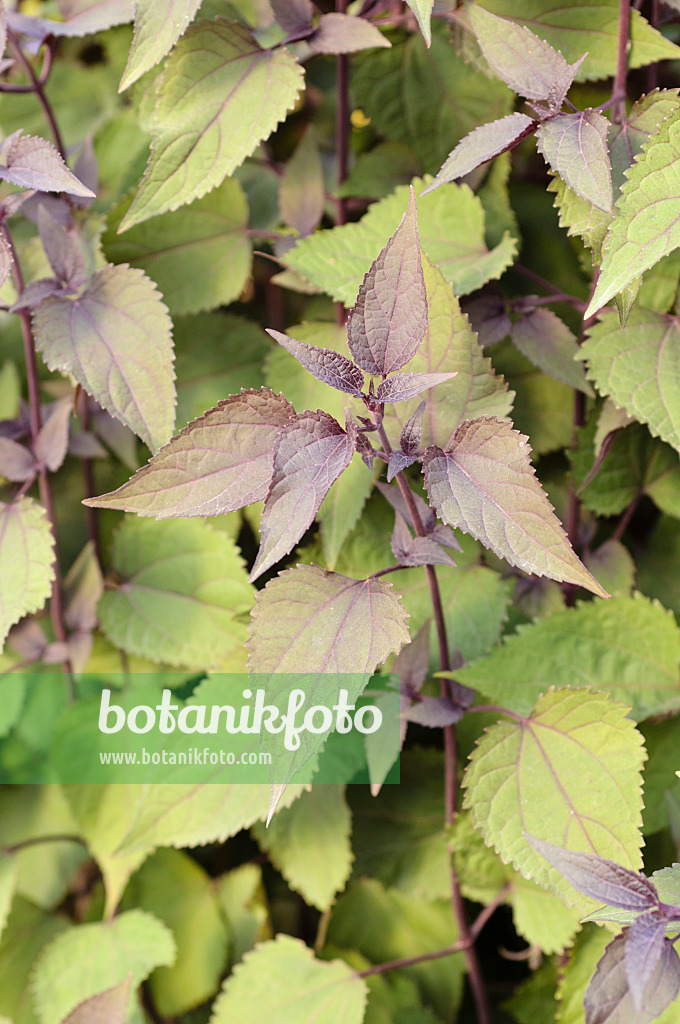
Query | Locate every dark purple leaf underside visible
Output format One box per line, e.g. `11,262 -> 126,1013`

0,437 -> 35,481
391,512 -> 456,567
400,400 -> 426,456
270,0 -> 313,33
387,449 -> 418,481
393,620 -> 430,694
625,913 -> 670,1012
375,480 -> 436,534
585,933 -> 680,1024
536,110 -> 613,213
309,13 -> 390,54
376,371 -> 456,403
424,112 -> 536,194
267,329 -> 364,395
527,836 -> 659,910
250,411 -> 357,581
347,186 -> 428,375
404,695 -> 463,727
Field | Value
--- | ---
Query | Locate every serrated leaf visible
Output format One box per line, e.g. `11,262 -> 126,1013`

98,518 -> 254,668
286,179 -> 517,306
387,449 -> 418,481
247,563 -> 409,673
467,4 -> 579,104
473,0 -> 680,82
279,127 -> 323,237
424,112 -> 536,195
0,498 -> 54,650
377,371 -> 456,403
35,399 -> 71,472
587,110 -> 680,316
123,848 -> 228,1016
422,418 -> 607,596
0,133 -> 95,197
400,400 -> 425,455
37,206 -> 87,289
347,187 -> 427,375
62,978 -> 131,1024
267,330 -> 364,395
462,688 -> 646,911
511,306 -> 594,395
119,0 -> 203,90
0,437 -> 35,482
456,593 -> 679,720
31,910 -> 175,1024
249,411 -> 357,581
120,19 -> 304,229
584,932 -> 680,1024
537,110 -> 613,213
252,787 -> 352,911
0,896 -> 71,1024
405,0 -> 433,45
33,264 -> 175,452
548,172 -> 611,264
527,837 -> 658,910
625,913 -> 669,1012
103,177 -> 251,316
309,12 -> 390,54
210,935 -> 367,1024
609,89 -> 680,194
580,310 -> 680,455
392,516 -> 456,568
84,388 -> 295,518
509,873 -> 583,954
386,257 -> 513,449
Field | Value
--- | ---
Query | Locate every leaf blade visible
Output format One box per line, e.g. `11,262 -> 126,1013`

0,498 -> 55,650
424,113 -> 536,195
536,110 -> 613,213
119,0 -> 203,91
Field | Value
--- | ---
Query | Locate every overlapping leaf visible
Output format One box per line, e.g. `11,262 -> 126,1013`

347,187 -> 427,375
119,0 -> 203,90
0,132 -> 95,197
62,979 -> 131,1024
405,0 -> 434,45
120,20 -> 304,229
456,592 -> 680,720
423,418 -> 607,596
463,688 -> 646,910
527,837 -> 659,910
584,932 -> 680,1024
587,109 -> 680,316
377,372 -> 456,403
0,498 -> 54,650
84,388 -> 295,518
309,13 -> 390,54
249,412 -> 357,581
425,113 -> 536,195
247,563 -> 409,673
537,110 -> 613,213
511,307 -> 593,394
609,89 -> 680,193
267,330 -> 364,395
33,264 -> 175,452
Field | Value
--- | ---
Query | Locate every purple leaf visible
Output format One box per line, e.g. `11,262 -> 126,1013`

270,0 -> 313,34
625,913 -> 670,1012
467,4 -> 581,106
11,279 -> 63,313
585,933 -> 680,1024
404,695 -> 464,727
63,540 -> 104,634
37,206 -> 88,289
0,437 -> 36,482
430,523 -> 462,551
423,418 -> 609,597
355,431 -> 376,468
33,264 -> 175,452
35,399 -> 72,472
249,411 -> 357,581
267,329 -> 364,395
387,449 -> 418,481
0,132 -> 95,198
393,620 -> 431,694
423,113 -> 537,195
347,186 -> 428,375
0,230 -> 12,292
7,2 -> 134,41
83,388 -> 296,518
463,288 -> 511,348
377,371 -> 456,404
511,306 -> 594,395
527,836 -> 659,910
375,480 -> 436,535
400,400 -> 426,456
391,511 -> 457,567
536,110 -> 613,213
309,13 -> 391,54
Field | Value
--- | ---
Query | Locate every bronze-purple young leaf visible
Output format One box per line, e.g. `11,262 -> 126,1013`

267,329 -> 364,395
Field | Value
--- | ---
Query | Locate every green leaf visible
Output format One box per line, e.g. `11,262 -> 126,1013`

580,309 -> 680,454
548,172 -> 611,264
0,896 -> 71,1024
583,540 -> 635,598
474,0 -> 680,82
318,457 -> 376,571
31,909 -> 175,1024
385,256 -> 513,449
463,688 -> 645,911
33,264 -> 175,452
120,0 -> 203,90
0,498 -> 54,651
557,927 -> 612,1024
210,935 -> 367,1024
422,418 -> 607,597
84,388 -> 295,518
286,179 -> 517,305
511,306 -> 593,395
103,177 -> 251,315
405,0 -> 433,46
637,516 -> 680,620
587,110 -> 680,316
536,110 -> 613,213
121,19 -> 304,229
252,786 -> 352,911
639,716 -> 680,834
123,848 -> 229,1016
98,517 -> 254,669
609,89 -> 680,194
0,854 -> 17,945
456,592 -> 680,720
510,874 -> 583,954
279,127 -> 324,237
215,863 -> 268,965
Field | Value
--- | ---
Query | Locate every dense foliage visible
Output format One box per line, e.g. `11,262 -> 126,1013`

2,0 -> 680,1022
